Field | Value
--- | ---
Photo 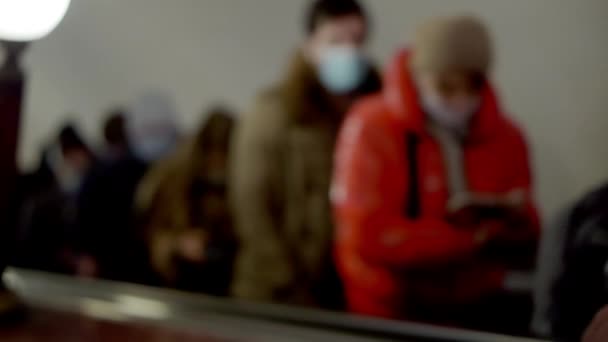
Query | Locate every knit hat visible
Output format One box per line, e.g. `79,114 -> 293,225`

411,15 -> 493,74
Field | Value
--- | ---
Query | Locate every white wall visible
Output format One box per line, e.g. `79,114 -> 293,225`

18,0 -> 608,219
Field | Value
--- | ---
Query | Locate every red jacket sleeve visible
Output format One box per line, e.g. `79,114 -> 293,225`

494,123 -> 541,243
332,110 -> 485,268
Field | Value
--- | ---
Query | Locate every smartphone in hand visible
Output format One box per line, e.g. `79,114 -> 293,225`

447,191 -> 524,227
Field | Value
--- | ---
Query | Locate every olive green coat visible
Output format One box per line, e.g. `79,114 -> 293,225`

230,51 -> 381,304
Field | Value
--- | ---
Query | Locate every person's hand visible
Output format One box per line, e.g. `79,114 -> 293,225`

584,306 -> 608,342
473,220 -> 503,246
473,226 -> 491,245
449,190 -> 526,213
447,190 -> 527,228
176,230 -> 207,263
75,255 -> 98,278
448,203 -> 482,228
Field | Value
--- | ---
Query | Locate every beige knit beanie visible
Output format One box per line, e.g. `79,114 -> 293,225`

411,15 -> 493,74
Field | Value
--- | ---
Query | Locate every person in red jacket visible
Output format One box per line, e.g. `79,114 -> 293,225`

331,15 -> 540,331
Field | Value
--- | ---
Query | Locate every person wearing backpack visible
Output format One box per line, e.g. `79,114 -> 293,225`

331,15 -> 539,331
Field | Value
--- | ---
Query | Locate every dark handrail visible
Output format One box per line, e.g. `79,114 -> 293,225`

4,268 -> 548,342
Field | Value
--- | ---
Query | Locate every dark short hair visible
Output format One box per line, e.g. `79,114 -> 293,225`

103,108 -> 128,147
306,0 -> 368,35
58,123 -> 89,155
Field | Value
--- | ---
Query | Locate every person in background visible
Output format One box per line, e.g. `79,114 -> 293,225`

14,124 -> 94,273
20,124 -> 94,202
101,108 -> 130,162
136,107 -> 236,296
331,15 -> 539,332
534,183 -> 608,341
75,91 -> 179,282
231,0 -> 381,308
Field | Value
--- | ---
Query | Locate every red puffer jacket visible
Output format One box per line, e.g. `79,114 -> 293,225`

331,49 -> 540,319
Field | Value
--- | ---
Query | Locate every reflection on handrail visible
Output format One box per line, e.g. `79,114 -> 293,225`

4,268 -> 548,342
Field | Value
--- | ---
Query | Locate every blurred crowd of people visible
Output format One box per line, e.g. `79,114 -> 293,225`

13,94 -> 236,296
9,0 -> 607,340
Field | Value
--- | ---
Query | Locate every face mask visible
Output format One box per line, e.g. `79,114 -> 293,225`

127,91 -> 179,162
317,46 -> 368,95
47,146 -> 86,195
57,165 -> 84,195
421,92 -> 480,132
132,134 -> 176,163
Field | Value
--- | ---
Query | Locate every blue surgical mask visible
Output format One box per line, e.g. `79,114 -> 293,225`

317,46 -> 368,95
132,134 -> 176,162
56,165 -> 84,195
127,91 -> 179,163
